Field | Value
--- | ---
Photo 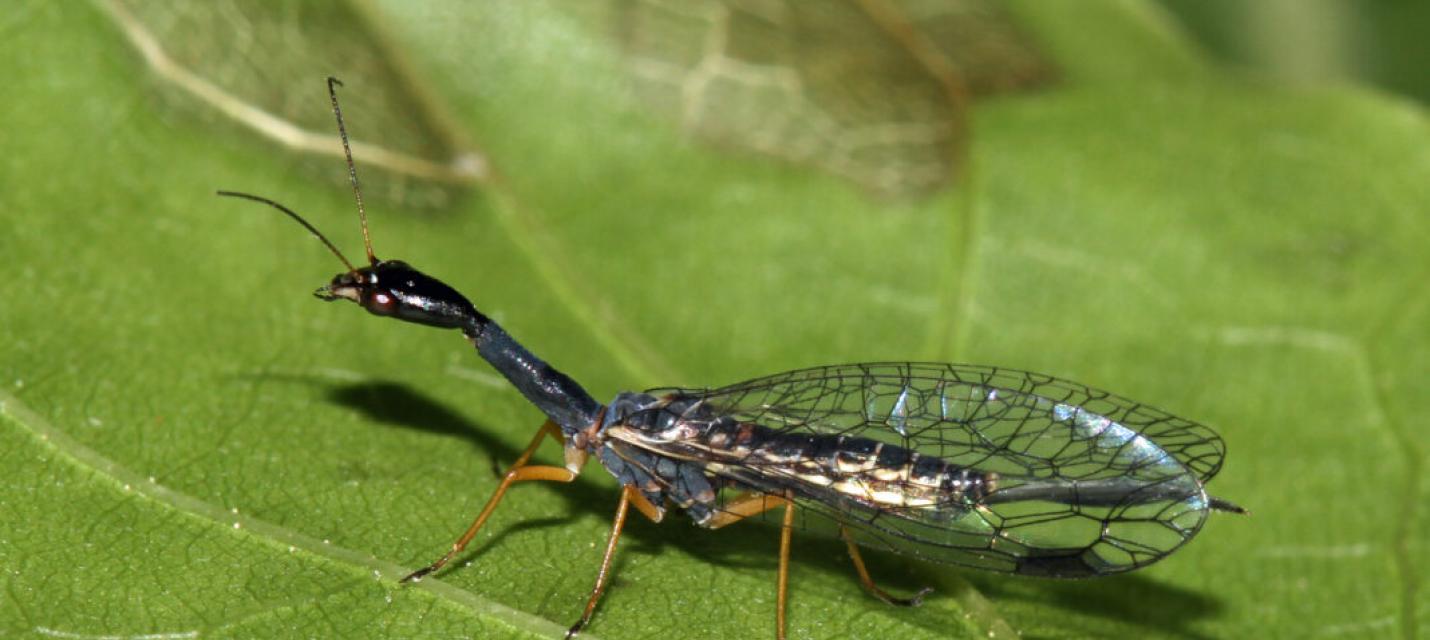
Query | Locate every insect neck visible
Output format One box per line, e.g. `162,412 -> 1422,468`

461,315 -> 602,436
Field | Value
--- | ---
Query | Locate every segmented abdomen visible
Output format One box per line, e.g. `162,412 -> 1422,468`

695,417 -> 995,510
605,390 -> 994,513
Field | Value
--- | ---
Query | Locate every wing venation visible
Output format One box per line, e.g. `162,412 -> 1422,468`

634,362 -> 1228,576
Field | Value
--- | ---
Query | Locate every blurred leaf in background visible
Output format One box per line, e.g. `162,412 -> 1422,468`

104,0 -> 484,207
1,1 -> 1424,639
560,0 -> 1054,196
1158,0 -> 1430,105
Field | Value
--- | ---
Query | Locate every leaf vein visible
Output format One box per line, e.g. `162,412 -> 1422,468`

0,390 -> 579,639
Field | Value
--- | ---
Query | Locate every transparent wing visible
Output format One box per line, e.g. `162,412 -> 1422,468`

654,362 -> 1226,482
646,362 -> 1230,577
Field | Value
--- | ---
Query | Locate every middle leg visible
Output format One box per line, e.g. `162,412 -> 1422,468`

565,485 -> 663,639
701,491 -> 798,640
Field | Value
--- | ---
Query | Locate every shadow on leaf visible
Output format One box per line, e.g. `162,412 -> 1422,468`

967,570 -> 1226,639
325,378 -> 1229,637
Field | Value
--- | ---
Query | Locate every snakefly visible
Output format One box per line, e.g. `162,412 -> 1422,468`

220,78 -> 1245,639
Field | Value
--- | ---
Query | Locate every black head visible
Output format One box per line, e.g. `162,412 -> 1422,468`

219,78 -> 483,334
215,189 -> 484,332
317,260 -> 478,330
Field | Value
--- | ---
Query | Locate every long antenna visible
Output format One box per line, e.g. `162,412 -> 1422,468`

326,76 -> 376,267
216,190 -> 358,273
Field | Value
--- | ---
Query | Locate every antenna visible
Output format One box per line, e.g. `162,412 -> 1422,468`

326,76 -> 376,266
216,190 -> 358,274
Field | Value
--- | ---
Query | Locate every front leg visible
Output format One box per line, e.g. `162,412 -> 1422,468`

402,420 -> 577,582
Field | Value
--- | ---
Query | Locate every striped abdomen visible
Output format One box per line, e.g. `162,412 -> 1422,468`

668,416 -> 995,511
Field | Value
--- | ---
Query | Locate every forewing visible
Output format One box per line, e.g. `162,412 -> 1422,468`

655,362 -> 1226,482
649,362 -> 1228,576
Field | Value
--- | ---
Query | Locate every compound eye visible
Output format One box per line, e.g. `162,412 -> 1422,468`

368,290 -> 398,315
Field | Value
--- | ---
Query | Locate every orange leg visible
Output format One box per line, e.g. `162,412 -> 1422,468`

565,485 -> 663,639
777,495 -> 795,640
839,525 -> 932,607
402,420 -> 575,583
704,492 -> 791,529
702,492 -> 797,640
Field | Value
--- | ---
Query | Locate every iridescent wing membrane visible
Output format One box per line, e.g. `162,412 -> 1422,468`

649,362 -> 1228,577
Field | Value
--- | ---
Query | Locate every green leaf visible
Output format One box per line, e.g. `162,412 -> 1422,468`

2,1 -> 1424,638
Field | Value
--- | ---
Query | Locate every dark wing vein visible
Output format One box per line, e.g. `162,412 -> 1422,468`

651,362 -> 1226,482
638,362 -> 1227,576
